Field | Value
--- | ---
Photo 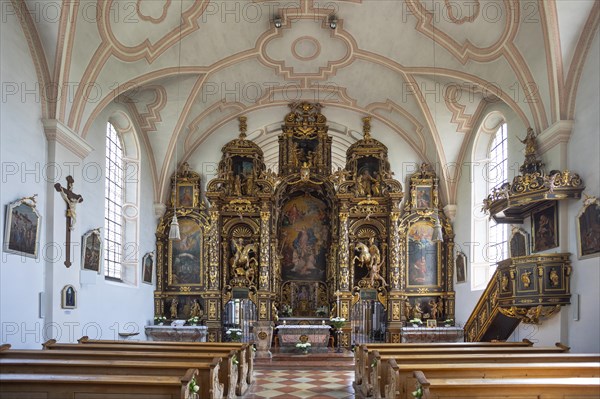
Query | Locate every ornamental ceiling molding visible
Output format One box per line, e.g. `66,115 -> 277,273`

124,85 -> 168,133
405,0 -> 517,64
256,16 -> 356,81
42,119 -> 93,160
136,0 -> 171,24
366,100 -> 427,152
97,0 -> 208,62
55,1 -> 79,122
444,85 -> 476,134
539,0 -> 563,125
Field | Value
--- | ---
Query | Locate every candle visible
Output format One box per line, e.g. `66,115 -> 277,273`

335,290 -> 341,318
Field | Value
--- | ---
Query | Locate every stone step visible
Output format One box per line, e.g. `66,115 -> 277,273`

255,349 -> 355,370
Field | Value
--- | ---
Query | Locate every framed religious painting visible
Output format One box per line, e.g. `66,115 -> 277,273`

576,196 -> 600,259
142,252 -> 154,284
455,251 -> 467,284
81,228 -> 102,273
177,184 -> 196,208
415,186 -> 432,209
168,217 -> 202,286
509,227 -> 529,257
61,285 -> 77,309
531,202 -> 558,252
3,196 -> 41,259
407,220 -> 441,288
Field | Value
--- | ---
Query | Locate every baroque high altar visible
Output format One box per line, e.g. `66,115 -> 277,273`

154,102 -> 455,346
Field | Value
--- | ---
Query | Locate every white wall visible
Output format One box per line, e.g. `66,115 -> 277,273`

563,29 -> 600,353
1,14 -> 156,346
0,11 -> 48,349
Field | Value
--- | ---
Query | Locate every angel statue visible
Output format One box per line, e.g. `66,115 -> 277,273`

231,238 -> 258,279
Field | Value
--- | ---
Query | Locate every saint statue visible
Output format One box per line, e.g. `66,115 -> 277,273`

170,297 -> 179,319
190,299 -> 202,318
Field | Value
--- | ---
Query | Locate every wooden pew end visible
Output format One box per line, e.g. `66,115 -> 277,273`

42,339 -> 56,350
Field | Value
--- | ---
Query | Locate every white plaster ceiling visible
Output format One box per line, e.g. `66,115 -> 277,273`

15,0 -> 600,204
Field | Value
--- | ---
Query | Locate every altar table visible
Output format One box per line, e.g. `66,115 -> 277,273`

145,325 -> 208,342
400,326 -> 464,343
275,324 -> 331,352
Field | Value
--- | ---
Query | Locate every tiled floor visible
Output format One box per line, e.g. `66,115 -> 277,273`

243,369 -> 355,399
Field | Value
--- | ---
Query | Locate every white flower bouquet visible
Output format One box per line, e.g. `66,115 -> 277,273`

226,328 -> 243,341
330,317 -> 346,330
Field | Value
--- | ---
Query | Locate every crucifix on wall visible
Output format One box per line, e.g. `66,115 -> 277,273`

54,176 -> 83,267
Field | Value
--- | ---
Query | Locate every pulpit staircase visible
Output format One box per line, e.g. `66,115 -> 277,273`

464,254 -> 572,342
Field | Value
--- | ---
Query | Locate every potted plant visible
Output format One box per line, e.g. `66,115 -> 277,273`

154,315 -> 167,325
315,306 -> 328,317
409,318 -> 423,327
296,341 -> 311,354
281,304 -> 293,318
330,316 -> 346,330
187,316 -> 200,326
443,318 -> 453,327
226,328 -> 243,342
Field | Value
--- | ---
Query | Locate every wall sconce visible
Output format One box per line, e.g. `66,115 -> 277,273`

329,15 -> 337,29
274,17 -> 282,29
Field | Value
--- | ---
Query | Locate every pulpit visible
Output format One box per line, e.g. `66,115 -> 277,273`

145,325 -> 208,342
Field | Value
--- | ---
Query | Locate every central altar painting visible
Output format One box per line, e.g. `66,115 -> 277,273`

280,194 -> 329,282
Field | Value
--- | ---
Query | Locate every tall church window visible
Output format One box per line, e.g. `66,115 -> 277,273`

487,123 -> 509,263
104,122 -> 124,280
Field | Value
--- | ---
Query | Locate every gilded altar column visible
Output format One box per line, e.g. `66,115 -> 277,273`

204,208 -> 222,342
388,211 -> 404,343
259,210 -> 271,293
338,212 -> 350,292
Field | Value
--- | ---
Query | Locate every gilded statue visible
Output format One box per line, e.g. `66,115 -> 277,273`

244,171 -> 255,196
170,297 -> 178,319
353,241 -> 372,269
368,258 -> 387,287
231,238 -> 258,278
404,299 -> 412,319
549,269 -> 559,287
272,302 -> 279,322
428,299 -> 438,319
501,273 -> 509,291
368,237 -> 381,267
521,270 -> 532,288
519,127 -> 537,158
413,301 -> 423,319
190,299 -> 202,318
233,175 -> 242,196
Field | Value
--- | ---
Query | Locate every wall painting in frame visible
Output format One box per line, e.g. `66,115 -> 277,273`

3,196 -> 41,259
61,285 -> 77,309
168,217 -> 202,285
82,228 -> 102,273
576,196 -> 600,259
142,252 -> 154,284
531,202 -> 558,252
455,251 -> 467,284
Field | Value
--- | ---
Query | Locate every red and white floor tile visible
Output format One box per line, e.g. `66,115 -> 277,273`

243,369 -> 355,399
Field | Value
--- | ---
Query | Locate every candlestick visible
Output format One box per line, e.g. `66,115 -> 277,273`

335,290 -> 341,318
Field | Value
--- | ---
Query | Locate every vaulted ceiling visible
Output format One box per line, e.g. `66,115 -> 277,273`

14,0 -> 599,204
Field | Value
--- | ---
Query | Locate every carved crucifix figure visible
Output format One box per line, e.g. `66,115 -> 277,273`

54,176 -> 83,267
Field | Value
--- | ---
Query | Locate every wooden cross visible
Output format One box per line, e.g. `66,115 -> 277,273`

54,176 -> 83,267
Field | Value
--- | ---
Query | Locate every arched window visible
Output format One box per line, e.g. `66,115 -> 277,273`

104,122 -> 124,280
487,123 -> 509,263
470,113 -> 508,290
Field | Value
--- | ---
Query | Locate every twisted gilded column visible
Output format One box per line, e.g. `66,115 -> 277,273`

259,210 -> 271,291
338,212 -> 350,291
389,212 -> 401,290
207,209 -> 220,291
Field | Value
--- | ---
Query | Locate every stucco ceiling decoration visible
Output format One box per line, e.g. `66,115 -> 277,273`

98,0 -> 209,62
125,85 -> 167,133
257,17 -> 353,80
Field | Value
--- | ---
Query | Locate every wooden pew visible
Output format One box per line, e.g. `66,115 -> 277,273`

356,342 -> 569,395
77,336 -> 255,386
379,361 -> 600,399
1,346 -> 227,399
413,370 -> 600,399
44,339 -> 247,397
353,340 -> 533,387
0,367 -> 207,399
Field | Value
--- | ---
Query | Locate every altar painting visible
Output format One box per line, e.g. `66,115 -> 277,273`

169,217 -> 202,285
280,195 -> 328,281
407,221 -> 438,286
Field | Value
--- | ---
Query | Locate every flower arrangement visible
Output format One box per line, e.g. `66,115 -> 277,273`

443,318 -> 453,326
226,328 -> 243,342
187,316 -> 200,326
296,342 -> 311,353
281,304 -> 293,317
188,376 -> 200,395
315,306 -> 328,317
411,383 -> 423,398
330,317 -> 346,330
154,315 -> 167,325
409,318 -> 423,327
